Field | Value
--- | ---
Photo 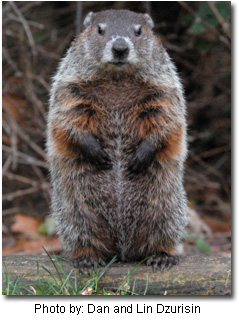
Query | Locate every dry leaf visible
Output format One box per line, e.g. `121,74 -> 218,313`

11,214 -> 41,236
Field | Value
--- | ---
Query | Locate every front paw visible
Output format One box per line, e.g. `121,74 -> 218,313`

80,134 -> 112,169
128,139 -> 155,174
73,256 -> 106,275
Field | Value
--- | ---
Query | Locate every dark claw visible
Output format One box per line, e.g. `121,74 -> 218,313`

160,259 -> 166,271
98,258 -> 106,266
93,150 -> 111,167
87,266 -> 93,275
153,262 -> 158,272
79,267 -> 85,275
146,257 -> 153,266
146,252 -> 179,272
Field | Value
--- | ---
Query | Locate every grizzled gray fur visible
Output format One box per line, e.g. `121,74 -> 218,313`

47,9 -> 188,273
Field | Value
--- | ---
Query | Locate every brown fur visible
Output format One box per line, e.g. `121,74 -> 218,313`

157,125 -> 185,162
50,124 -> 78,158
47,9 -> 188,271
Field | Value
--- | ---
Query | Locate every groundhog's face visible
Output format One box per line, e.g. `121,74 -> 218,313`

82,10 -> 155,71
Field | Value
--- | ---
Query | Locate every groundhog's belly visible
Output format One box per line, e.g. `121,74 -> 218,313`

94,109 -> 136,208
104,111 -> 132,216
82,108 -> 153,245
79,81 -> 156,221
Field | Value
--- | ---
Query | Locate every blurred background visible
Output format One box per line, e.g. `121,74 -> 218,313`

2,1 -> 231,257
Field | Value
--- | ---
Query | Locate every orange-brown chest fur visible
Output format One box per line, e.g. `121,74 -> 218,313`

68,77 -> 169,142
79,78 -> 157,143
51,75 -> 182,164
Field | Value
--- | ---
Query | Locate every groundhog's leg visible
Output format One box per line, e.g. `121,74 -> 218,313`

127,104 -> 187,271
126,158 -> 187,272
54,205 -> 111,274
49,156 -> 116,274
143,178 -> 186,272
55,202 -> 114,274
57,203 -> 115,274
48,88 -> 116,273
143,180 -> 186,272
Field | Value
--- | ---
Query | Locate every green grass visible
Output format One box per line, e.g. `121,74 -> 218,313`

2,249 -> 148,295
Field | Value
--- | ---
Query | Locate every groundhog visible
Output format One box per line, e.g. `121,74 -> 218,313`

47,9 -> 188,273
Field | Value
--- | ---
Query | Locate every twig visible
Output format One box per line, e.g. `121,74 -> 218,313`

6,111 -> 18,170
3,29 -> 19,39
4,171 -> 40,187
24,127 -> 45,138
199,145 -> 231,159
208,1 -> 231,39
188,151 -> 225,180
13,118 -> 46,159
25,79 -> 46,120
2,207 -> 21,216
2,155 -> 13,176
2,187 -> 40,202
162,39 -> 185,53
214,154 -> 229,170
4,171 -> 51,191
36,45 -> 61,60
187,151 -> 230,198
31,165 -> 47,181
2,2 -> 11,16
177,1 -> 231,49
20,1 -> 43,14
7,13 -> 45,30
2,145 -> 48,169
75,1 -> 82,35
173,54 -> 195,71
185,167 -> 220,189
3,112 -> 46,160
8,157 -> 47,169
9,2 -> 37,57
31,74 -> 51,92
31,165 -> 51,204
56,30 -> 75,55
145,2 -> 151,14
2,47 -> 23,77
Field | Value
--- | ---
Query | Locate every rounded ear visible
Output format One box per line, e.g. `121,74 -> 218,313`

144,13 -> 154,29
83,12 -> 94,29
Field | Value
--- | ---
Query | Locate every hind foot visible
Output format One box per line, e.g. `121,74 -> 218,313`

146,252 -> 179,272
73,256 -> 106,275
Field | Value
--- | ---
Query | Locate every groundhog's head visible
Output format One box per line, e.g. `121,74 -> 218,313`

81,9 -> 155,72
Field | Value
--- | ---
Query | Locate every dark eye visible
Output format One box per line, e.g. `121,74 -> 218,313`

98,24 -> 105,35
134,25 -> 142,37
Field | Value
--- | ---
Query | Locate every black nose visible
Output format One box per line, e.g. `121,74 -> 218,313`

112,38 -> 129,60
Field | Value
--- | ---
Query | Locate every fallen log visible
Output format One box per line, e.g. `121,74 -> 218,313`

2,255 -> 231,295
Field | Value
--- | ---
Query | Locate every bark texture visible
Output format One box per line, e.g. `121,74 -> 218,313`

2,255 -> 231,295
